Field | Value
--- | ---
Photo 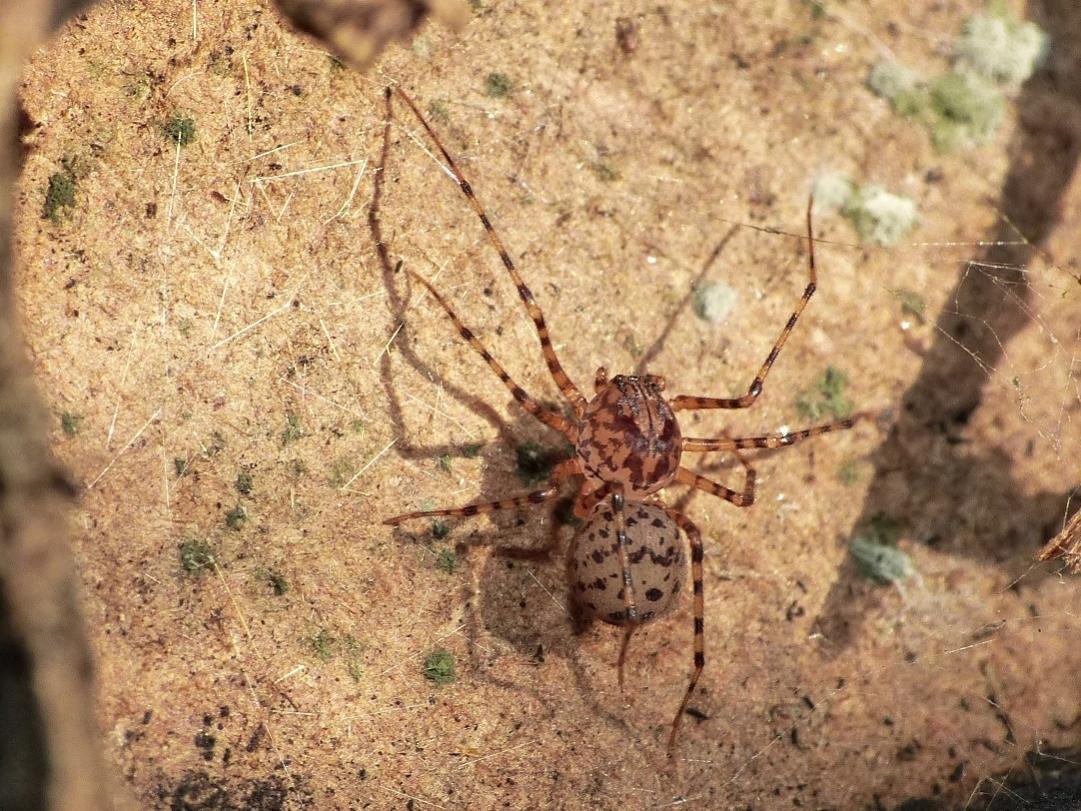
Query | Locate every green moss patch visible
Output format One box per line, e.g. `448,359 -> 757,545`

795,366 -> 853,421
484,72 -> 512,98
848,514 -> 915,585
43,171 -> 76,223
163,113 -> 196,146
179,539 -> 216,576
423,649 -> 456,684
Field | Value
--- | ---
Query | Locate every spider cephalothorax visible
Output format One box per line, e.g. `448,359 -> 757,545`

380,86 -> 868,752
576,371 -> 682,496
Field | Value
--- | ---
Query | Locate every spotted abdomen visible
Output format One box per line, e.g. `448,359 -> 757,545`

570,502 -> 685,625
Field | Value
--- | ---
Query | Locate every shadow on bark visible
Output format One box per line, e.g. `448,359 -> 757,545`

812,0 -> 1081,682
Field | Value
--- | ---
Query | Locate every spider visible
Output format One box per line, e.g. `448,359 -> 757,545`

382,87 -> 868,751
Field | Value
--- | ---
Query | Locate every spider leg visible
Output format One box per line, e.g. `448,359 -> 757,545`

671,193 -> 818,412
384,487 -> 560,526
535,468 -> 592,555
391,88 -> 588,415
409,270 -> 575,439
384,459 -> 579,526
594,366 -> 608,393
610,488 -> 641,667
682,411 -> 870,453
674,465 -> 756,508
573,480 -> 611,519
617,623 -> 637,693
647,503 -> 705,754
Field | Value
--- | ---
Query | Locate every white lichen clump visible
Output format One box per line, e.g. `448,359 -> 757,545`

692,281 -> 738,325
867,59 -> 918,101
865,7 -> 1049,152
955,12 -> 1050,86
848,185 -> 919,247
813,172 -> 919,247
849,536 -> 916,584
811,171 -> 855,214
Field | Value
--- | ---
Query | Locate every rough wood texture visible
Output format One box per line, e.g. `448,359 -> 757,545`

13,0 -> 1081,808
0,1 -> 111,809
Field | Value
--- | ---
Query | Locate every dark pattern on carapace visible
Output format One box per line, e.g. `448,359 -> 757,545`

379,87 -> 873,754
577,373 -> 682,496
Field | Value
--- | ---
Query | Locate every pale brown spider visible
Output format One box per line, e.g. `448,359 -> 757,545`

382,87 -> 868,751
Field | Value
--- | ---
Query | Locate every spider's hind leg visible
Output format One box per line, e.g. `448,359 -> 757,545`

617,622 -> 638,692
391,87 -> 588,415
610,488 -> 641,687
384,459 -> 579,526
671,193 -> 819,413
655,504 -> 706,754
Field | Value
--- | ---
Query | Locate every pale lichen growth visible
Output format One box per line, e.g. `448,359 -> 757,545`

692,281 -> 738,325
866,6 -> 1048,152
811,171 -> 855,214
814,173 -> 919,246
850,536 -> 915,584
955,11 -> 1049,86
867,60 -> 918,101
849,515 -> 914,585
844,185 -> 919,247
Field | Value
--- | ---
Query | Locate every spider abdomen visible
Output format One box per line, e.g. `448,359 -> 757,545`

576,375 -> 682,495
570,502 -> 685,625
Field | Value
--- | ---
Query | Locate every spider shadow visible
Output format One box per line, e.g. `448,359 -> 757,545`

441,225 -> 750,728
811,0 -> 1081,661
366,84 -> 758,734
634,224 -> 739,375
368,95 -> 648,734
367,84 -> 576,658
387,407 -> 633,734
367,88 -> 519,464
